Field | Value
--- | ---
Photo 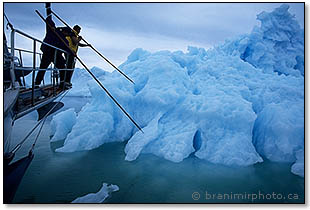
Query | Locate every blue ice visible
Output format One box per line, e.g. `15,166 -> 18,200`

50,4 -> 304,176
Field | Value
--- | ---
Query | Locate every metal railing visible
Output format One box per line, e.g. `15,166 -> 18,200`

8,47 -> 42,87
9,28 -> 71,106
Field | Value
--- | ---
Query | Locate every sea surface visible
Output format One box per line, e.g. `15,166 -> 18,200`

10,96 -> 304,203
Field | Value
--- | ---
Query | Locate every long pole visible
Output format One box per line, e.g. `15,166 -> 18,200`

50,10 -> 135,85
35,10 -> 143,133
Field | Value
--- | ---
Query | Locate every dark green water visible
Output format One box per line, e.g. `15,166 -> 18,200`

10,96 -> 304,203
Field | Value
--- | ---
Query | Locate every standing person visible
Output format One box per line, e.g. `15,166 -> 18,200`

63,25 -> 89,87
35,3 -> 70,88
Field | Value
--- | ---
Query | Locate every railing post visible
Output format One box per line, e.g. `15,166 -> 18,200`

19,50 -> 26,86
52,49 -> 58,96
31,40 -> 36,106
18,50 -> 23,66
10,29 -> 16,89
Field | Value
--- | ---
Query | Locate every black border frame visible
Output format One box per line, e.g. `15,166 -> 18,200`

2,1 -> 306,205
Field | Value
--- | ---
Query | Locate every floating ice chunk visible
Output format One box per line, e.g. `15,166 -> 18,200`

291,149 -> 304,177
50,108 -> 76,142
71,183 -> 119,203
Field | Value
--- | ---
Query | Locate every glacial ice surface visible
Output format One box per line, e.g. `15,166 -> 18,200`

50,108 -> 76,142
68,66 -> 108,97
53,5 -> 304,171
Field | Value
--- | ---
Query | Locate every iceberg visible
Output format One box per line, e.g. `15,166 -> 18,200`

54,5 -> 304,172
71,183 -> 119,203
50,108 -> 76,142
68,66 -> 109,97
237,4 -> 304,76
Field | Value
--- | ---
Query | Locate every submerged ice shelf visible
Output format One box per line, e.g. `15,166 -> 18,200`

50,4 -> 304,177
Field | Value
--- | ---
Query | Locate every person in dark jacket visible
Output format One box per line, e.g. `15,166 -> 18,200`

35,3 -> 70,88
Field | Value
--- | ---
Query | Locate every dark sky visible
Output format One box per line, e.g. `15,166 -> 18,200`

4,2 -> 304,71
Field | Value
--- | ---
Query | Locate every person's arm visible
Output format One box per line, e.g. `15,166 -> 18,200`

78,42 -> 91,47
76,36 -> 91,47
45,3 -> 56,32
